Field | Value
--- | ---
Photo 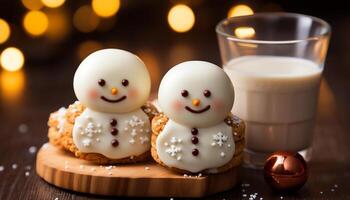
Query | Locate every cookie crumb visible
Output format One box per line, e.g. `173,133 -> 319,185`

320,191 -> 323,194
25,171 -> 30,176
28,146 -> 37,154
145,167 -> 150,170
91,167 -> 96,172
0,166 -> 4,172
105,166 -> 113,170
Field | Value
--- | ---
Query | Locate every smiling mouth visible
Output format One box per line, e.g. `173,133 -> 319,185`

100,95 -> 127,103
185,105 -> 211,114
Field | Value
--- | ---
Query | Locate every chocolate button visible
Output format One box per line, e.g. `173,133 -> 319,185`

191,136 -> 199,144
191,128 -> 198,135
110,119 -> 117,126
110,128 -> 118,136
192,148 -> 199,156
111,139 -> 119,147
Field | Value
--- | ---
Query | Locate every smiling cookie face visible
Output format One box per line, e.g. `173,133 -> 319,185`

73,49 -> 151,113
158,61 -> 234,128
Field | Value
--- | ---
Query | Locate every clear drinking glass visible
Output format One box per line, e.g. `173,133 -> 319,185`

216,13 -> 331,169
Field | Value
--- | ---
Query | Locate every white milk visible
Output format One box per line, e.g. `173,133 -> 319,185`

224,56 -> 322,153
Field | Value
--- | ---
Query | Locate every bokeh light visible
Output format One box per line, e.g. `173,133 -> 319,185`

0,70 -> 26,102
234,27 -> 255,39
227,4 -> 254,18
21,0 -> 43,10
77,40 -> 103,61
46,9 -> 70,41
73,5 -> 100,33
0,47 -> 25,72
41,0 -> 65,8
92,0 -> 120,18
167,4 -> 195,33
0,19 -> 10,44
23,11 -> 49,36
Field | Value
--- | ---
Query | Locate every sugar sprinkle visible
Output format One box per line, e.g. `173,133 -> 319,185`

18,124 -> 28,133
12,164 -> 18,169
25,171 -> 30,176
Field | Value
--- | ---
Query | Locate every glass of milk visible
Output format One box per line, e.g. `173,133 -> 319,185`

216,13 -> 331,169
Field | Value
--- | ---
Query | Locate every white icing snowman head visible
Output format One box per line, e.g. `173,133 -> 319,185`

73,49 -> 151,113
158,61 -> 234,128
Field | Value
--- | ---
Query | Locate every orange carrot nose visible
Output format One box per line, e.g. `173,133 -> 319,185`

192,99 -> 201,107
111,88 -> 118,95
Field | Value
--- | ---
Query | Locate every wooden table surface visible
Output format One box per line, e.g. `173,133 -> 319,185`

0,13 -> 350,200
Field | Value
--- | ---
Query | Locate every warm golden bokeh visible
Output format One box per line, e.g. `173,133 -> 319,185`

92,0 -> 120,18
137,50 -> 160,91
21,0 -> 44,10
73,5 -> 100,33
227,4 -> 254,18
0,19 -> 10,44
46,9 -> 70,41
77,40 -> 104,61
167,4 -> 195,33
0,70 -> 26,102
234,27 -> 255,39
23,10 -> 49,36
0,47 -> 25,72
41,0 -> 65,8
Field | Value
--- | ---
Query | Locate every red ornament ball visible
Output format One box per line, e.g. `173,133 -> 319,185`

264,151 -> 308,192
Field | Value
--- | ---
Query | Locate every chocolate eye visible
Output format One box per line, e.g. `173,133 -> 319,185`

98,79 -> 106,86
181,90 -> 189,97
203,90 -> 211,97
122,79 -> 129,87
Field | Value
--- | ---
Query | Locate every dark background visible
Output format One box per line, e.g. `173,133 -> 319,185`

0,0 -> 350,199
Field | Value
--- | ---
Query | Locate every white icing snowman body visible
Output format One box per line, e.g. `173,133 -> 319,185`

157,61 -> 235,173
73,108 -> 150,159
72,49 -> 152,159
156,120 -> 234,172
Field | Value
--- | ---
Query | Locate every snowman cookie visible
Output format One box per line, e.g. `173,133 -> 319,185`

151,61 -> 245,174
47,49 -> 158,164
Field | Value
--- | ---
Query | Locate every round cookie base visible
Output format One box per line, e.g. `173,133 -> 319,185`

36,143 -> 241,197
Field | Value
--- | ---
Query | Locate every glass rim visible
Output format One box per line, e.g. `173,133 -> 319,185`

216,12 -> 331,45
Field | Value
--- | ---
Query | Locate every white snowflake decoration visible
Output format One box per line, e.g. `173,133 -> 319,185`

84,122 -> 102,137
82,139 -> 92,147
131,129 -> 137,137
127,116 -> 145,128
212,132 -> 228,147
139,136 -> 149,144
165,145 -> 182,157
129,138 -> 135,144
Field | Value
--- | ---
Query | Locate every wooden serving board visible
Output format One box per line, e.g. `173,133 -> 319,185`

36,143 -> 240,197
